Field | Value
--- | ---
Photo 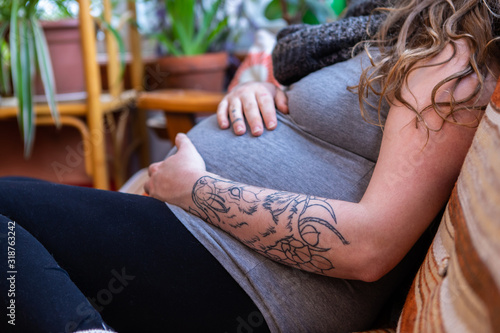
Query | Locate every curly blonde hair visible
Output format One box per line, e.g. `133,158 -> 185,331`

356,0 -> 500,131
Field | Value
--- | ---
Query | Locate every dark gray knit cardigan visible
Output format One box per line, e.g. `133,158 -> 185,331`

272,0 -> 390,86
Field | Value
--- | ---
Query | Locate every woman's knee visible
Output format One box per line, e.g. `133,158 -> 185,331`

0,176 -> 49,183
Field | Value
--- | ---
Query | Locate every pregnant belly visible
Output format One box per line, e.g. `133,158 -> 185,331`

186,115 -> 375,203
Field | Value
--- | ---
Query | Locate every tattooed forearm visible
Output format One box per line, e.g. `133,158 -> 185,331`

190,176 -> 350,275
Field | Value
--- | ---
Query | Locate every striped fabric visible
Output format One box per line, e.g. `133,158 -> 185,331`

395,80 -> 500,332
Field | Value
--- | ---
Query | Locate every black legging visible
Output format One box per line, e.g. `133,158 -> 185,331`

0,177 -> 270,333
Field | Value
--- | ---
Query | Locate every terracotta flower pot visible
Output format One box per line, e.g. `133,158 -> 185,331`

34,19 -> 86,101
156,52 -> 229,92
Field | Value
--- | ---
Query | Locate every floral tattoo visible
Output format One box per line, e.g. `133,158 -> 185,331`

189,176 -> 349,275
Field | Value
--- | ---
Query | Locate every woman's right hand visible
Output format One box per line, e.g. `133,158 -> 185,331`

217,82 -> 289,136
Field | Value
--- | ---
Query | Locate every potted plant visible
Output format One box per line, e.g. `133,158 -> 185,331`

0,0 -> 69,156
152,0 -> 230,92
0,0 -> 126,156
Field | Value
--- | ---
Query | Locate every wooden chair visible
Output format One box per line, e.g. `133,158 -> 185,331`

137,89 -> 224,144
0,0 -> 146,190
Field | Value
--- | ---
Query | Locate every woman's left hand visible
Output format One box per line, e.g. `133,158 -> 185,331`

144,133 -> 206,206
217,82 -> 288,136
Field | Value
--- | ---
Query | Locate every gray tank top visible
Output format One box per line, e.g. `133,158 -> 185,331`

167,52 -> 415,332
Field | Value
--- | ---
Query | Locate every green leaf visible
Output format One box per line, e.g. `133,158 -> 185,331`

331,0 -> 346,16
155,32 -> 182,56
193,0 -> 228,54
31,16 -> 59,128
304,0 -> 334,24
99,18 -> 127,83
0,22 -> 11,95
200,0 -> 223,33
20,18 -> 35,157
194,1 -> 216,47
301,9 -> 319,25
26,0 -> 39,18
50,0 -> 74,19
173,21 -> 193,54
166,0 -> 196,54
168,0 -> 195,40
9,0 -> 39,157
10,0 -> 24,131
264,0 -> 283,21
197,16 -> 228,54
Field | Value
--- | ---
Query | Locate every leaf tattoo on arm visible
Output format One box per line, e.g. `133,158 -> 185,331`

190,176 -> 349,275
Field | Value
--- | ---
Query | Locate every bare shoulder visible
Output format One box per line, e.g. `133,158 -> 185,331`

408,40 -> 472,101
405,39 -> 496,126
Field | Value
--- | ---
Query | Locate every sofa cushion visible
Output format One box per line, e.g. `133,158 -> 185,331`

396,82 -> 500,332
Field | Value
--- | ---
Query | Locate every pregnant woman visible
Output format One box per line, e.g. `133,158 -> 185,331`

1,0 -> 499,332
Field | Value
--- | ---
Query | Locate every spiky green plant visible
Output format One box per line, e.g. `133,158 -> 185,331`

0,0 -> 128,157
156,0 -> 229,56
0,0 -> 65,156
